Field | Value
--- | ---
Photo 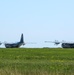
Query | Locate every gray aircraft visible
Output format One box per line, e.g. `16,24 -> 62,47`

4,34 -> 25,48
61,42 -> 74,48
45,40 -> 74,48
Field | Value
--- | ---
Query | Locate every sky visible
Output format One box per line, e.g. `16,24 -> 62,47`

0,0 -> 74,48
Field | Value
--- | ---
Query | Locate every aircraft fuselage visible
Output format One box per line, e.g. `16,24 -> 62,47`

61,43 -> 74,48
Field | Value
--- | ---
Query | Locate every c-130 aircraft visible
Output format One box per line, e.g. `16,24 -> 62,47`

45,40 -> 74,48
4,34 -> 25,48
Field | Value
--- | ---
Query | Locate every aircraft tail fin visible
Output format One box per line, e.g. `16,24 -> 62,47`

20,33 -> 24,44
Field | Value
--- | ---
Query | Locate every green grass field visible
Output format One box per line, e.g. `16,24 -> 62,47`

0,48 -> 74,75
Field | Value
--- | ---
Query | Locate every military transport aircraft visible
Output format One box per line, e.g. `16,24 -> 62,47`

45,40 -> 74,48
4,34 -> 25,48
61,41 -> 74,48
